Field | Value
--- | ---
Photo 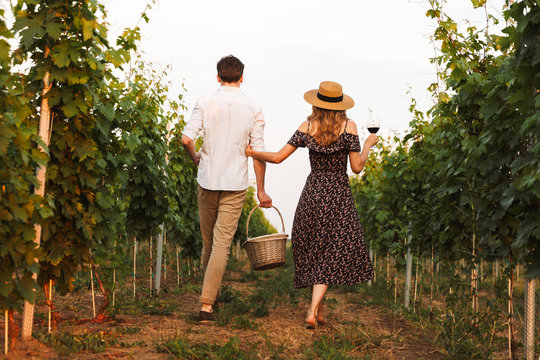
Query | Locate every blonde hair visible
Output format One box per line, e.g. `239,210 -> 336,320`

307,106 -> 349,146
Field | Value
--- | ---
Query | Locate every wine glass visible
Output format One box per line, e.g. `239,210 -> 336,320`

367,107 -> 380,134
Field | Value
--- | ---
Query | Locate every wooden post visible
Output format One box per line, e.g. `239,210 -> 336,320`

480,259 -> 484,282
508,260 -> 515,360
404,235 -> 413,309
413,251 -> 420,313
112,240 -> 117,307
430,246 -> 434,320
112,267 -> 116,307
176,245 -> 180,286
163,230 -> 167,282
523,278 -> 536,360
386,252 -> 390,285
394,272 -> 398,303
22,47 -> 52,340
471,233 -> 478,314
155,224 -> 164,295
368,241 -> 373,287
374,253 -> 377,282
149,236 -> 153,294
90,268 -> 96,319
4,310 -> 7,355
133,237 -> 137,299
48,279 -> 52,333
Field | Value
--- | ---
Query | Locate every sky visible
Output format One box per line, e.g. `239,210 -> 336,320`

7,0 -> 507,233
101,0 -> 507,233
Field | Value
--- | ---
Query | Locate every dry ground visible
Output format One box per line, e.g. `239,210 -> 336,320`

3,258 -> 447,360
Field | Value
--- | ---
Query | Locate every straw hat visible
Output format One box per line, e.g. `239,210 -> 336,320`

304,81 -> 354,110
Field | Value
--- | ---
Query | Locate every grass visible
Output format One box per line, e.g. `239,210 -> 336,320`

216,250 -> 305,327
112,293 -> 178,316
303,324 -> 399,360
116,326 -> 142,335
37,331 -> 118,355
34,247 -> 456,359
156,335 -> 258,359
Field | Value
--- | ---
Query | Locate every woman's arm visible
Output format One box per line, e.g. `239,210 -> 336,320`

346,121 -> 378,174
246,143 -> 297,164
245,121 -> 309,164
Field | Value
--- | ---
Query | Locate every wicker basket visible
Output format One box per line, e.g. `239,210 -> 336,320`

242,205 -> 288,271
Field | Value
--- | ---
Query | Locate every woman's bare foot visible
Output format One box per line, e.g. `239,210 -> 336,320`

316,304 -> 326,325
305,308 -> 317,329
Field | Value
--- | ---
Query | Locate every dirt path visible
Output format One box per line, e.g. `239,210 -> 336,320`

4,259 -> 445,359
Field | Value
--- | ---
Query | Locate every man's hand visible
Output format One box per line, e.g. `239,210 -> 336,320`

257,190 -> 272,208
182,135 -> 201,166
193,152 -> 201,166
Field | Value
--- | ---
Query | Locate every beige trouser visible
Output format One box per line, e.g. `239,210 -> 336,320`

198,185 -> 247,305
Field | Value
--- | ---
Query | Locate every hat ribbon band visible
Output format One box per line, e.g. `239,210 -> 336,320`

317,92 -> 343,103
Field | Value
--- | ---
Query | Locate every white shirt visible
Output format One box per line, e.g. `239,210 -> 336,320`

183,86 -> 266,191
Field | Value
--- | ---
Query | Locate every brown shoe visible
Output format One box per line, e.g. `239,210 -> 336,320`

198,310 -> 215,324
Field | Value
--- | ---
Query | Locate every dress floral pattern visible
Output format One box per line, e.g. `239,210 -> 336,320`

287,127 -> 374,288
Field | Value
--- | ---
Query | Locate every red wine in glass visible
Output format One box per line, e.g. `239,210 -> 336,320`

367,108 -> 380,134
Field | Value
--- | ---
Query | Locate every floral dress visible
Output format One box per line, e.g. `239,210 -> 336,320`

287,125 -> 374,288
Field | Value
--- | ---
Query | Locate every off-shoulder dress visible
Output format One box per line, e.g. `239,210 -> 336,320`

287,122 -> 374,288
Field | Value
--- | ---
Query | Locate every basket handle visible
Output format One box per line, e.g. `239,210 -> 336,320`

245,205 -> 286,240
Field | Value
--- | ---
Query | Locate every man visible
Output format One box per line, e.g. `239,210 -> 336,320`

181,55 -> 272,323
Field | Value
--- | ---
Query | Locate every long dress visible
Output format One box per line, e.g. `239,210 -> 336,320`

287,126 -> 374,289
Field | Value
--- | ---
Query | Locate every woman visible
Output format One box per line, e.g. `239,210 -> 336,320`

245,81 -> 378,328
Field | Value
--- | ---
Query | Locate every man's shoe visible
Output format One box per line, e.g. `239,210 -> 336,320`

198,310 -> 215,324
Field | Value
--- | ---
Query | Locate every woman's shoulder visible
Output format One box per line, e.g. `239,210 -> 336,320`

345,120 -> 358,135
297,121 -> 310,133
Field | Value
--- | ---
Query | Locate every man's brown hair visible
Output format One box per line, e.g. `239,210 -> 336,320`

217,55 -> 244,83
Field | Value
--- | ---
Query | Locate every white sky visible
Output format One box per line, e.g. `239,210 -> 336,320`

6,0 -> 506,233
102,0 -> 506,233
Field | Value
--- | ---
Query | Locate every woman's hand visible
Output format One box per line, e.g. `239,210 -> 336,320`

245,144 -> 254,157
364,134 -> 378,149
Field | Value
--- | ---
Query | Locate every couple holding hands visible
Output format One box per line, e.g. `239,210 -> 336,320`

181,55 -> 377,329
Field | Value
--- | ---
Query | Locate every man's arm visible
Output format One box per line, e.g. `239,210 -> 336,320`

253,158 -> 272,208
181,135 -> 200,166
250,107 -> 272,208
182,99 -> 203,165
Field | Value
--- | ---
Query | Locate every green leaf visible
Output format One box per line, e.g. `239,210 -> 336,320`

45,21 -> 64,39
62,102 -> 78,117
51,42 -> 80,68
81,18 -> 94,41
17,273 -> 37,303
